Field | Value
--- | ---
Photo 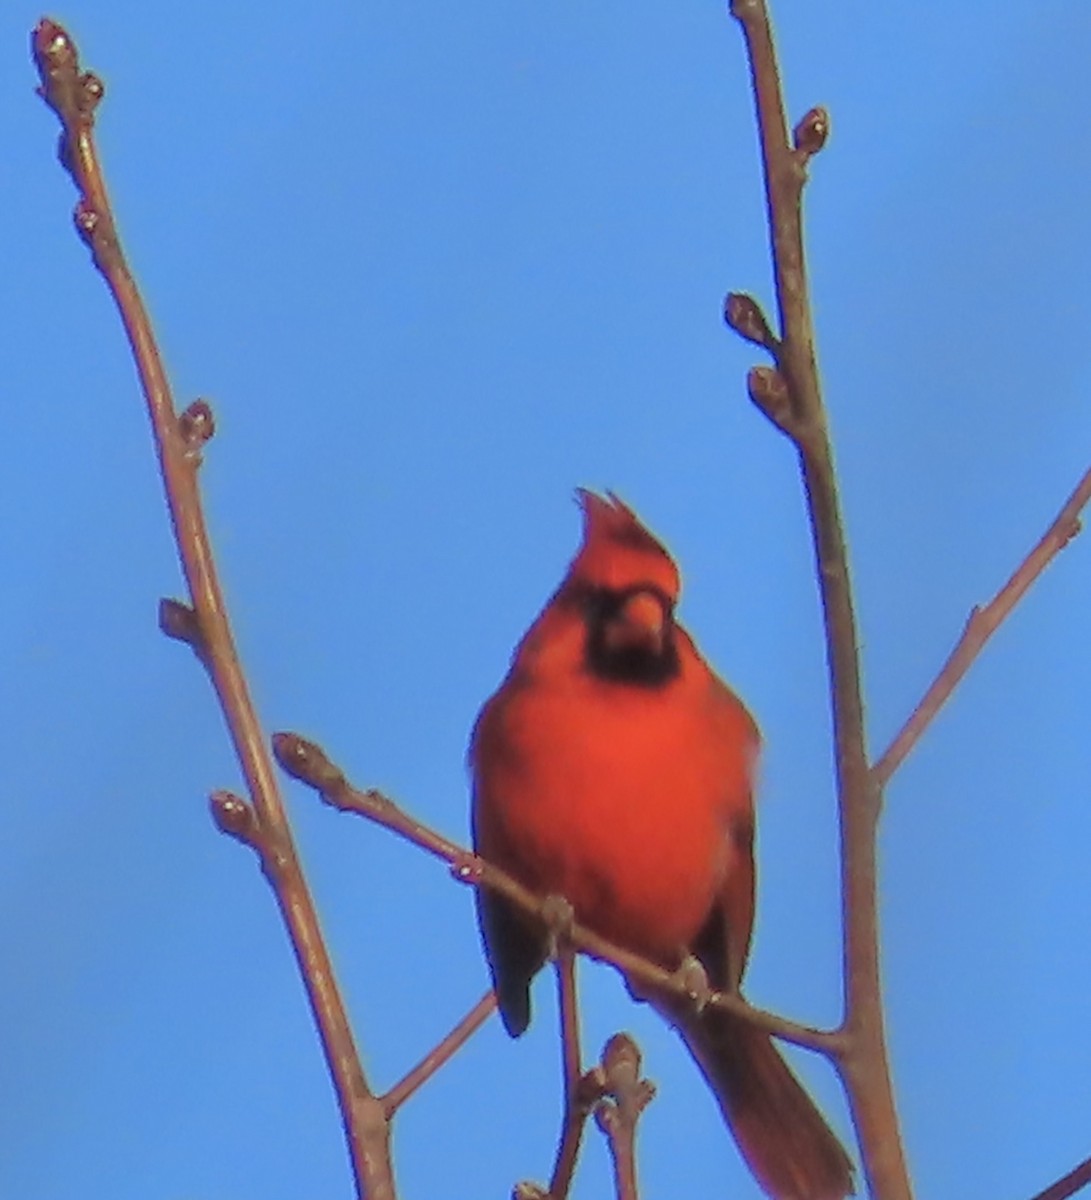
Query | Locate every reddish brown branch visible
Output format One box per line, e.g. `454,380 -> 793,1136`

873,465 -> 1091,789
273,732 -> 844,1056
592,1035 -> 654,1200
557,954 -> 583,1109
547,953 -> 588,1200
728,1 -> 908,1196
31,22 -> 389,1200
1029,1155 -> 1091,1200
381,991 -> 496,1116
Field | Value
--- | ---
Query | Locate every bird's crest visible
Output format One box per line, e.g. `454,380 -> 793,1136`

568,490 -> 681,599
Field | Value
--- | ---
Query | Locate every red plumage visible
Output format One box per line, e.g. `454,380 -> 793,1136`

471,492 -> 852,1200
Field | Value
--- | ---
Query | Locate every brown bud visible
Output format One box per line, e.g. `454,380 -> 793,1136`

594,1100 -> 620,1137
724,292 -> 776,350
575,1065 -> 608,1111
602,1032 -> 641,1080
272,731 -> 344,792
512,1184 -> 549,1200
32,19 -> 77,78
178,399 -> 216,450
450,852 -> 484,886
158,597 -> 202,646
73,199 -> 99,244
793,106 -> 830,159
601,1032 -> 656,1120
210,790 -> 258,844
79,71 -> 105,115
747,366 -> 795,436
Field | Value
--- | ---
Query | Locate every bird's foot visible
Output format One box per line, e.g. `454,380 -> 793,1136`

672,954 -> 712,1014
539,893 -> 576,959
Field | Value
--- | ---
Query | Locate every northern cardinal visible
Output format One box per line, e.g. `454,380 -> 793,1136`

470,491 -> 853,1200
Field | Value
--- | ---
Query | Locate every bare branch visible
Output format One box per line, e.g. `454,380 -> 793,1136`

548,953 -> 589,1200
728,1 -> 909,1194
274,732 -> 844,1056
1028,1155 -> 1091,1200
593,1035 -> 655,1200
381,992 -> 497,1117
31,22 -> 388,1199
873,465 -> 1091,789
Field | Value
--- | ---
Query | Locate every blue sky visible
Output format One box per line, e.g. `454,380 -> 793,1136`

3,3 -> 1090,1198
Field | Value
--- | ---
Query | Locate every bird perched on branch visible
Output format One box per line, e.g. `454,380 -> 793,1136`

470,490 -> 853,1200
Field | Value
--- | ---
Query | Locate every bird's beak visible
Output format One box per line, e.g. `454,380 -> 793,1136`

603,590 -> 668,656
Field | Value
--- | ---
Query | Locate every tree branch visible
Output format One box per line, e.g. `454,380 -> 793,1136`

873,464 -> 1091,789
31,22 -> 389,1200
273,732 -> 844,1057
727,2 -> 909,1195
1028,1154 -> 1091,1200
547,953 -> 590,1200
593,1035 -> 655,1200
381,991 -> 496,1117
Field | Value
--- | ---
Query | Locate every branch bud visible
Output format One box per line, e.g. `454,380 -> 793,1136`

512,1185 -> 549,1200
793,105 -> 830,160
724,292 -> 776,350
575,1065 -> 608,1112
73,198 -> 121,270
32,19 -> 77,83
158,597 -> 204,649
600,1033 -> 656,1122
73,199 -> 99,245
79,71 -> 104,117
450,852 -> 484,886
602,1033 -> 641,1081
210,789 -> 259,845
178,399 -> 216,455
273,731 -> 345,792
747,365 -> 795,437
33,20 -> 98,139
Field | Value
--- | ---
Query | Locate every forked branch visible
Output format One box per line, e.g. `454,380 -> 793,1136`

592,1035 -> 655,1200
727,1 -> 908,1195
31,21 -> 389,1200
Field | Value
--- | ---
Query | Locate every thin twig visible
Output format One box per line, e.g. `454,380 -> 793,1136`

727,2 -> 909,1196
548,953 -> 589,1200
1028,1155 -> 1091,1200
31,22 -> 390,1200
381,991 -> 497,1116
558,954 -> 582,1107
593,1036 -> 654,1200
873,465 -> 1091,789
273,731 -> 844,1056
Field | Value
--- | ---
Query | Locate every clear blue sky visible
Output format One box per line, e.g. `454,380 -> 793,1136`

3,3 -> 1090,1198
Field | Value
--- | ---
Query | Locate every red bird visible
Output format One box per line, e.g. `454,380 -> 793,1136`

470,491 -> 853,1200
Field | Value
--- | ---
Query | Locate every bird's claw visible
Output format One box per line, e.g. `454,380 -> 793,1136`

673,955 -> 712,1014
539,893 -> 576,959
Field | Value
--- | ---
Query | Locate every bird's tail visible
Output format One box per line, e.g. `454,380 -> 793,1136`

663,1001 -> 854,1200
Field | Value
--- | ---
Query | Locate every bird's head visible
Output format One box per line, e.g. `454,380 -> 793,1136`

562,490 -> 682,687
